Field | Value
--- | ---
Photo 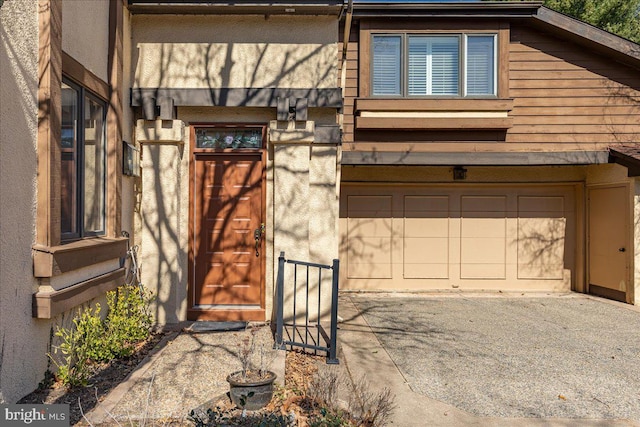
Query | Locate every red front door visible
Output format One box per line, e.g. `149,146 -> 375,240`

189,152 -> 265,320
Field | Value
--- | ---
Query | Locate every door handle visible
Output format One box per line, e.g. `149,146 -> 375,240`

254,223 -> 265,257
619,247 -> 626,252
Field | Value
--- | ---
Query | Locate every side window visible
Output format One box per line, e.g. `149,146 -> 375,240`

466,35 -> 496,96
372,35 -> 402,96
61,78 -> 106,240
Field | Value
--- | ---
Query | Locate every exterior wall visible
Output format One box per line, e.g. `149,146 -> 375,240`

140,141 -> 189,324
272,140 -> 339,321
131,15 -> 337,90
61,0 -> 109,82
342,19 -> 640,153
1,0 -> 129,402
0,0 -> 47,404
133,13 -> 340,322
508,26 -> 640,147
634,179 -> 640,305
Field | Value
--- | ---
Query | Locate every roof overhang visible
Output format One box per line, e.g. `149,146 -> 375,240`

348,2 -> 640,70
530,7 -> 640,70
350,1 -> 543,19
127,0 -> 343,15
609,146 -> 640,177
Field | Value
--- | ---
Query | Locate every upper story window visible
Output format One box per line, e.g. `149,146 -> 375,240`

61,78 -> 107,240
372,33 -> 496,97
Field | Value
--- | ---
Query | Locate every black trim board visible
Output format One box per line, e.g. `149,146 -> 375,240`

341,151 -> 610,166
131,88 -> 343,109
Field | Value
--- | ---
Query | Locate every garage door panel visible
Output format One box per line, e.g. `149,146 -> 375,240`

405,263 -> 449,279
347,236 -> 392,279
348,217 -> 392,237
404,236 -> 449,279
517,217 -> 566,280
348,195 -> 392,216
461,235 -> 507,279
405,217 -> 449,237
405,195 -> 449,213
340,185 -> 574,291
348,262 -> 392,279
461,196 -> 507,212
460,263 -> 507,280
518,196 -> 564,213
346,195 -> 394,280
461,218 -> 508,238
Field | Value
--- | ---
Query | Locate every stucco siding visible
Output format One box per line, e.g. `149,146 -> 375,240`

132,15 -> 338,89
62,0 -> 109,83
0,0 -> 49,404
140,142 -> 189,324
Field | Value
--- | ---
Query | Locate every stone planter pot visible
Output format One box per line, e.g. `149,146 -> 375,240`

226,370 -> 277,411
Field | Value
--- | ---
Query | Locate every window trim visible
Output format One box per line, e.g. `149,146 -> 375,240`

33,0 -> 125,318
61,77 -> 108,241
371,32 -> 497,98
359,20 -> 510,100
35,0 -> 124,257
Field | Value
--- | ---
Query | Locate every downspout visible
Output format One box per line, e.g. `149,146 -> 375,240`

340,0 -> 354,102
336,0 -> 353,243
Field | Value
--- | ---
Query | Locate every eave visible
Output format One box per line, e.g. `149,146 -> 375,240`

127,0 -> 343,15
348,2 -> 640,71
350,1 -> 543,19
531,7 -> 640,70
609,146 -> 640,177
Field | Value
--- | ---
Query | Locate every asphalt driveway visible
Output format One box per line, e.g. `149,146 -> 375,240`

340,293 -> 640,426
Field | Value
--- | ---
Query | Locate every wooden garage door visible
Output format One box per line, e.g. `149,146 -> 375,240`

340,184 -> 576,291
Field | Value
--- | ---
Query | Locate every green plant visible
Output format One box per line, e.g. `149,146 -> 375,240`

309,407 -> 351,427
50,304 -> 106,386
102,284 -> 153,359
48,284 -> 153,387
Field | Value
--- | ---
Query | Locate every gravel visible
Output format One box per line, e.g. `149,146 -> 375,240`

353,295 -> 640,421
89,325 -> 278,423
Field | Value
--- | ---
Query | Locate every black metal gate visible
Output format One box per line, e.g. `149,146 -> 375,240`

274,251 -> 339,364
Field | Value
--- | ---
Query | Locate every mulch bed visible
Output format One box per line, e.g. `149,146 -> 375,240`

17,336 -> 334,427
18,332 -> 166,426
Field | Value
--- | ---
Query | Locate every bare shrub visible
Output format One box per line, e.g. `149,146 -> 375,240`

307,367 -> 342,407
347,375 -> 396,427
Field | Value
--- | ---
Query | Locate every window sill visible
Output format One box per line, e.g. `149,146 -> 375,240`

33,268 -> 125,319
354,98 -> 514,130
33,237 -> 128,278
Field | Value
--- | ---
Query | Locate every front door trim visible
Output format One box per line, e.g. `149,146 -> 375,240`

188,124 -> 267,321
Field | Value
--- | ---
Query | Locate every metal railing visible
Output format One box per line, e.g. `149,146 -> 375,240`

274,251 -> 340,364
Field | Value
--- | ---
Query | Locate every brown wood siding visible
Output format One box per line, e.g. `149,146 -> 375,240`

506,25 -> 640,146
340,24 -> 359,143
343,20 -> 640,152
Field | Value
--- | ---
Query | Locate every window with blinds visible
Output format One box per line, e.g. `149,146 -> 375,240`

372,33 -> 496,97
372,35 -> 402,95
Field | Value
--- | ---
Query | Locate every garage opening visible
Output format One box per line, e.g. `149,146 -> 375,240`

339,184 -> 577,292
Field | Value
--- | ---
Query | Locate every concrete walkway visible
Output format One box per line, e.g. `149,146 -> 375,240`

84,293 -> 640,426
84,324 -> 285,425
339,293 -> 640,427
